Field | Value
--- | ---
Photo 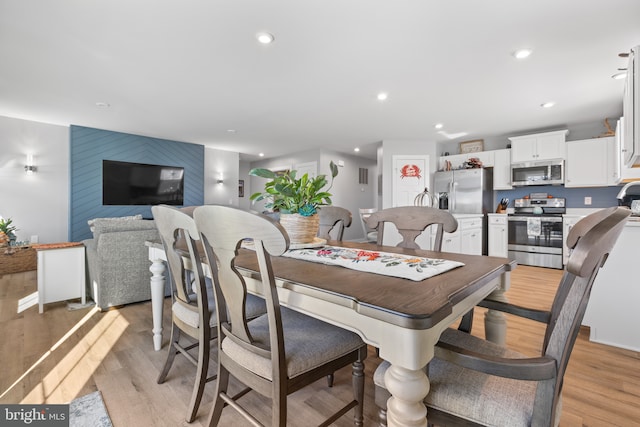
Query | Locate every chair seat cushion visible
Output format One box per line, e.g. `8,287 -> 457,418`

374,328 -> 537,427
221,307 -> 365,380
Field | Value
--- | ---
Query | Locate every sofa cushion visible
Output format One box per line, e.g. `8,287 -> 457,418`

88,214 -> 142,232
91,218 -> 157,242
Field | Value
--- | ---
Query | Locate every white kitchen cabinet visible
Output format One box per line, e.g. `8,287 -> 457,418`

492,149 -> 512,190
442,216 -> 483,255
582,219 -> 640,351
565,137 -> 614,187
509,130 -> 568,163
562,214 -> 584,265
488,214 -> 508,258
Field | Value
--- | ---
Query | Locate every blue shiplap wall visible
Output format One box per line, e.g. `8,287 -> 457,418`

70,125 -> 204,241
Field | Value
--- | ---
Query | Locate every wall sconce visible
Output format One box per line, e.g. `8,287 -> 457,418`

25,154 -> 37,175
216,179 -> 224,184
216,172 -> 224,184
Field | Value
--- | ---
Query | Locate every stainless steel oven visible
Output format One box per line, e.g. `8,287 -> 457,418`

507,195 -> 565,269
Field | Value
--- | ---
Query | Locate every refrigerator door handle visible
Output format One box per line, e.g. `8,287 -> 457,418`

450,180 -> 457,211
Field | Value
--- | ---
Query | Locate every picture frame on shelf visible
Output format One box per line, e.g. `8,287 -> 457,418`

459,139 -> 484,154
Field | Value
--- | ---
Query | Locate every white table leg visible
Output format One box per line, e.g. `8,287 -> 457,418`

484,271 -> 510,345
385,364 -> 429,427
149,258 -> 166,351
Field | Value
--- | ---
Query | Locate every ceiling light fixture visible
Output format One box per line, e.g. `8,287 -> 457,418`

434,123 -> 443,129
377,92 -> 388,101
256,32 -> 275,44
612,72 -> 627,80
259,153 -> 265,157
513,49 -> 533,59
541,101 -> 555,108
227,129 -> 237,133
354,147 -> 360,152
95,102 -> 110,108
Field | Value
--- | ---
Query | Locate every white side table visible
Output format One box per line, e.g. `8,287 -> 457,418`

35,242 -> 86,313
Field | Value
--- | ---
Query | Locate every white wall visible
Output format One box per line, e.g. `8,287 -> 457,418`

381,139 -> 438,209
0,116 -> 69,243
204,147 -> 240,206
248,149 -> 377,241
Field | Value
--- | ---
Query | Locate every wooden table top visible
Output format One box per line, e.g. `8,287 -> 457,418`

235,240 -> 515,329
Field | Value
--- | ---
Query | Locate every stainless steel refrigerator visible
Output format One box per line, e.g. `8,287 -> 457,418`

433,168 -> 493,214
433,168 -> 493,254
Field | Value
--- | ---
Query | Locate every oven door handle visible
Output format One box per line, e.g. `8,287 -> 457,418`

508,216 -> 563,223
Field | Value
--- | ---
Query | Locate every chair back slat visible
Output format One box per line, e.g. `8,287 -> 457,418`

193,206 -> 288,358
364,206 -> 458,250
152,205 -> 203,306
534,206 -> 630,425
318,206 -> 352,240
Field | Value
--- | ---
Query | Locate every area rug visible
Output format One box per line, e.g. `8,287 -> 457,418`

69,390 -> 113,427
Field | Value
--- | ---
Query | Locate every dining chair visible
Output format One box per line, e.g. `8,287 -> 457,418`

317,205 -> 352,240
364,206 -> 458,250
193,205 -> 368,427
358,207 -> 379,242
377,206 -> 630,427
152,205 -> 265,422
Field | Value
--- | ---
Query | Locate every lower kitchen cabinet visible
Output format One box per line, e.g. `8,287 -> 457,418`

488,214 -> 508,257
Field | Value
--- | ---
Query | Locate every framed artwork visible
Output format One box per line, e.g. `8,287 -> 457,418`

459,139 -> 484,154
238,179 -> 245,197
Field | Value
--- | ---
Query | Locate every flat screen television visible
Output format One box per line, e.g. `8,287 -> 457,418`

103,160 -> 184,205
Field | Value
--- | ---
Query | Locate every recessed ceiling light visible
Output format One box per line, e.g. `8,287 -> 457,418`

95,102 -> 110,108
259,153 -> 265,157
513,49 -> 533,59
256,32 -> 275,44
354,147 -> 360,152
377,92 -> 388,101
227,129 -> 237,133
612,72 -> 627,80
434,123 -> 444,129
541,101 -> 555,108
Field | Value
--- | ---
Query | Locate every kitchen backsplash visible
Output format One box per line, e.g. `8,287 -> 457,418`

496,185 -> 622,209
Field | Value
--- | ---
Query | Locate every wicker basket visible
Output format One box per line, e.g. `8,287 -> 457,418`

279,213 -> 320,245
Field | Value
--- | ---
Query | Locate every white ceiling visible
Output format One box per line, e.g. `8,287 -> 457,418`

1,1 -> 639,161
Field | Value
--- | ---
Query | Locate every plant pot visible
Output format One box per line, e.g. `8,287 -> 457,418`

279,213 -> 320,245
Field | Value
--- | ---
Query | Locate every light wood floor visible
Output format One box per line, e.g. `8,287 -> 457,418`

1,265 -> 639,426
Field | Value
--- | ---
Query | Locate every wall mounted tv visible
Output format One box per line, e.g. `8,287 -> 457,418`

103,160 -> 184,205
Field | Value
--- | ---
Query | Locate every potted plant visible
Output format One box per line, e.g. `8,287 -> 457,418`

249,161 -> 339,244
0,217 -> 18,246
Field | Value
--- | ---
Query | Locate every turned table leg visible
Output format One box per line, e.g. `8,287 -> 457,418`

149,258 -> 166,351
385,364 -> 429,427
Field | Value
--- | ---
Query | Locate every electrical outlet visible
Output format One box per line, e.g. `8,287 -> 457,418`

584,196 -> 592,205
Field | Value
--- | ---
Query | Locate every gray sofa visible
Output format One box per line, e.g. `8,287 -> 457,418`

83,217 -> 168,310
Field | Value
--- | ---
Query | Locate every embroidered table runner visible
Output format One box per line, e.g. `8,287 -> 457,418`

283,246 -> 464,281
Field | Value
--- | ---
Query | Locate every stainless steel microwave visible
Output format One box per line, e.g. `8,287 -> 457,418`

511,159 -> 564,186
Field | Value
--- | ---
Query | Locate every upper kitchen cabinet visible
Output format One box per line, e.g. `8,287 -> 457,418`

565,136 -> 620,187
492,149 -> 512,190
509,129 -> 569,163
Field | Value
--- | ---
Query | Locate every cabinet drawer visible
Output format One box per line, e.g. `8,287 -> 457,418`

459,217 -> 483,229
488,215 -> 507,225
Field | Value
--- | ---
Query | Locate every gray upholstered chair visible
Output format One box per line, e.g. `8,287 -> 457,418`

317,205 -> 352,240
364,206 -> 458,250
377,206 -> 630,427
152,205 -> 264,422
193,205 -> 368,426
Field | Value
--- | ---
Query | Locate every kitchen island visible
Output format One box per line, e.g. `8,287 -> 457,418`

582,216 -> 640,351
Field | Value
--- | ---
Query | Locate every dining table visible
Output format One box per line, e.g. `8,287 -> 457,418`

146,239 -> 515,427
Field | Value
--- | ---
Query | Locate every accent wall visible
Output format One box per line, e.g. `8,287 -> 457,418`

70,125 -> 204,241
